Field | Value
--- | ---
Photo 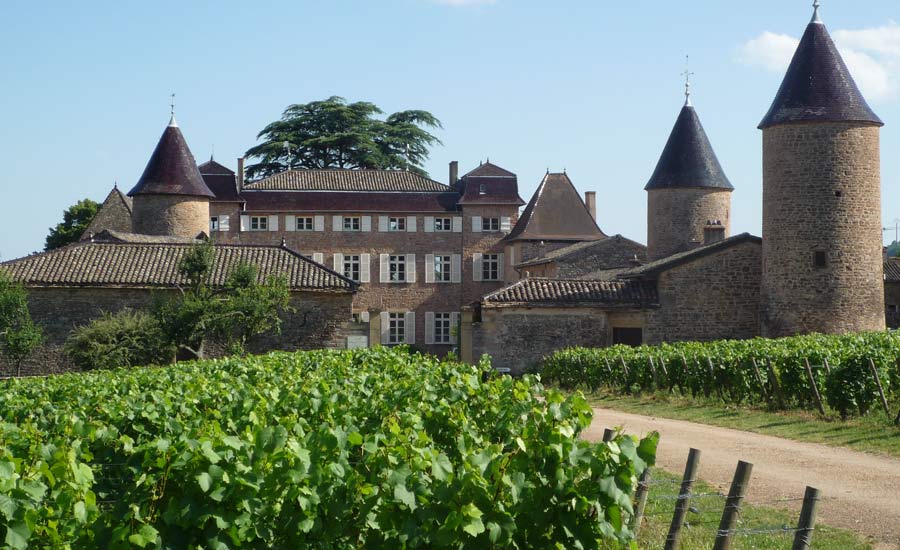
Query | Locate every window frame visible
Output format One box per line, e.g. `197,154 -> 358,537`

389,254 -> 407,282
250,216 -> 268,231
388,217 -> 407,232
387,312 -> 405,345
343,254 -> 361,282
482,253 -> 501,281
434,217 -> 452,232
434,254 -> 452,283
343,216 -> 362,232
433,312 -> 452,344
482,217 -> 500,232
296,216 -> 314,231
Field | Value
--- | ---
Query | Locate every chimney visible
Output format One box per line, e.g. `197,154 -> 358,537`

237,157 -> 245,190
584,191 -> 597,221
449,160 -> 459,188
704,220 -> 726,245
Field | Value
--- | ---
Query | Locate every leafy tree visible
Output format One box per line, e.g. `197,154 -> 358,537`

0,271 -> 43,376
64,309 -> 173,371
244,96 -> 442,180
45,198 -> 100,250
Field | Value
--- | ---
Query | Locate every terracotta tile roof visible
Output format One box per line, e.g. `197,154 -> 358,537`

505,172 -> 605,242
127,119 -> 215,198
242,190 -> 459,213
0,241 -> 354,292
885,258 -> 900,282
81,186 -> 134,239
244,169 -> 450,192
482,278 -> 657,308
620,233 -> 761,278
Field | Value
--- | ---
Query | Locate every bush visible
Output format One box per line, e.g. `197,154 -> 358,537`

64,309 -> 172,370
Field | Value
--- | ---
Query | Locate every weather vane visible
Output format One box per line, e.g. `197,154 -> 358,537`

682,55 -> 694,107
170,93 -> 176,117
812,0 -> 822,23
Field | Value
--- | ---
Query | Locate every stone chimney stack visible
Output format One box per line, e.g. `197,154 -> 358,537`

584,191 -> 597,221
449,160 -> 458,188
237,157 -> 245,190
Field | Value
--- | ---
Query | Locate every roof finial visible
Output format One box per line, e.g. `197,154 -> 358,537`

168,93 -> 178,127
811,0 -> 822,23
210,144 -> 215,162
682,55 -> 694,107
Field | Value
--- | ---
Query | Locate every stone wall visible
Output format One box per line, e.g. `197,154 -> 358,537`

885,281 -> 900,329
647,188 -> 731,261
645,241 -> 761,344
132,195 -> 210,238
761,122 -> 884,336
1,287 -> 352,377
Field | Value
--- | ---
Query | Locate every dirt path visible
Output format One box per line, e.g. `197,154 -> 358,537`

584,408 -> 900,549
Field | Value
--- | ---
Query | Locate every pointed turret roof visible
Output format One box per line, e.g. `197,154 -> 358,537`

128,118 -> 215,198
645,104 -> 733,191
505,172 -> 606,242
758,10 -> 882,129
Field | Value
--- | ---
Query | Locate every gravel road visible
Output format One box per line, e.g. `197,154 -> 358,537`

584,408 -> 900,549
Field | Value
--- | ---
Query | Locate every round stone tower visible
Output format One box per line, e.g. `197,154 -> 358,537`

759,5 -> 885,336
645,93 -> 733,261
128,115 -> 214,238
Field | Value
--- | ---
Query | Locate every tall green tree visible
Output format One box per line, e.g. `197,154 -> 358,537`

0,271 -> 43,376
244,96 -> 442,181
45,198 -> 99,250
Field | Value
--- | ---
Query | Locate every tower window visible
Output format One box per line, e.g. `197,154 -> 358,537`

813,250 -> 827,268
835,191 -> 843,198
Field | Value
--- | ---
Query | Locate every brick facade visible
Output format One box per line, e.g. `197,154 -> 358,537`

647,188 -> 731,261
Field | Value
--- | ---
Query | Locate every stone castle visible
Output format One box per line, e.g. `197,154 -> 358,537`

1,4 -> 894,374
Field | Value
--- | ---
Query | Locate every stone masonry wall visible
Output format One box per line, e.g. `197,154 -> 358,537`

645,241 -> 761,344
647,188 -> 731,261
132,195 -> 210,238
761,123 -> 884,336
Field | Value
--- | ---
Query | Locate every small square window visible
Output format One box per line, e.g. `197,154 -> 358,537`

250,216 -> 268,231
296,217 -> 314,231
434,217 -> 452,232
482,217 -> 500,232
482,254 -> 501,281
388,217 -> 406,232
388,313 -> 406,345
343,216 -> 361,231
813,250 -> 827,268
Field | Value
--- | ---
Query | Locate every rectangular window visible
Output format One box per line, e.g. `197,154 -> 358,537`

210,216 -> 219,231
434,255 -> 452,283
343,254 -> 361,282
250,216 -> 268,231
813,250 -> 827,268
388,313 -> 405,345
434,217 -> 452,232
343,216 -> 361,231
389,255 -> 407,282
296,217 -> 314,231
482,217 -> 500,232
433,313 -> 452,344
388,217 -> 406,232
482,253 -> 501,281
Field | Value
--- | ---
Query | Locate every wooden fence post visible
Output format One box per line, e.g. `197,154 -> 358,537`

658,357 -> 671,392
603,357 -> 614,388
712,461 -> 753,550
766,360 -> 786,409
822,357 -> 832,375
867,358 -> 891,416
632,468 -> 652,538
680,353 -> 692,397
664,448 -> 701,550
602,428 -> 616,443
619,356 -> 630,391
792,486 -> 820,550
750,358 -> 770,404
803,358 -> 826,416
707,357 -> 726,402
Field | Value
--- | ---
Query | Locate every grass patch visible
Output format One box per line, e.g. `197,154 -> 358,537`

633,469 -> 872,549
586,390 -> 900,459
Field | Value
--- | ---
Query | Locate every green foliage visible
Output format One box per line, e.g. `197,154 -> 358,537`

244,96 -> 442,180
0,271 -> 43,376
44,198 -> 99,251
543,332 -> 900,420
63,309 -> 173,371
0,348 -> 657,548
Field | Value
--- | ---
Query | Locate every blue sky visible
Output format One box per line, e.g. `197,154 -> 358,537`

2,0 -> 899,259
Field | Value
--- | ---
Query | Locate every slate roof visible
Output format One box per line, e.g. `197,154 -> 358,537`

244,169 -> 450,192
198,158 -> 235,176
463,161 -> 516,178
198,159 -> 241,202
81,186 -> 133,239
619,233 -> 761,278
758,19 -> 883,129
885,258 -> 900,283
128,118 -> 215,198
242,191 -> 460,213
457,161 -> 525,206
645,105 -> 733,191
505,172 -> 606,242
482,278 -> 658,308
516,234 -> 646,268
0,240 -> 355,292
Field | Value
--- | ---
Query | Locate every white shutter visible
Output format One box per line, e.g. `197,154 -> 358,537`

424,216 -> 434,233
362,216 -> 372,232
378,216 -> 389,232
333,253 -> 344,272
500,216 -> 511,233
379,254 -> 389,283
360,311 -> 370,323
405,312 -> 416,345
240,215 -> 249,232
219,215 -> 230,231
451,254 -> 461,283
425,254 -> 435,283
508,245 -> 516,266
313,253 -> 324,264
406,216 -> 417,232
360,253 -> 371,283
452,217 -> 463,233
333,216 -> 343,232
473,253 -> 483,282
425,312 -> 435,345
405,254 -> 416,283
314,216 -> 325,232
380,312 -> 390,344
472,216 -> 482,233
268,215 -> 279,231
451,312 -> 460,345
285,215 -> 296,231
498,253 -> 505,280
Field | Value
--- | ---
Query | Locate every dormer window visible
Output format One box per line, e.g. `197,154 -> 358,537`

479,184 -> 486,195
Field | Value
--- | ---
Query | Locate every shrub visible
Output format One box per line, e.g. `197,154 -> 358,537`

64,309 -> 172,370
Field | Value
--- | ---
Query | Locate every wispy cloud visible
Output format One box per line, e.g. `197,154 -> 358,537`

431,0 -> 496,5
738,22 -> 900,102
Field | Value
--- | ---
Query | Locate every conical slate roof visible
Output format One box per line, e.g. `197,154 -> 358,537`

505,172 -> 605,242
645,105 -> 733,191
758,18 -> 882,129
128,117 -> 215,198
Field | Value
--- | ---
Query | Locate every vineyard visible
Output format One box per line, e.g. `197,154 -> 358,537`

0,347 -> 656,549
543,332 -> 900,421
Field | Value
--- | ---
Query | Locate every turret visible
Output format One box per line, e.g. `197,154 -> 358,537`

759,2 -> 885,336
127,115 -> 214,238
